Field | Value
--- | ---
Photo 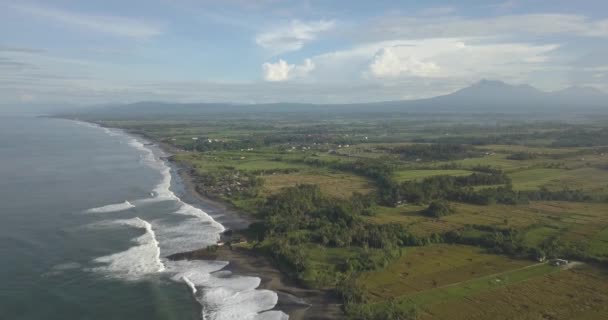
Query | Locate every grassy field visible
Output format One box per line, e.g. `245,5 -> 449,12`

358,245 -> 608,320
509,167 -> 608,192
588,227 -> 608,258
394,169 -> 472,182
412,265 -> 608,320
262,172 -> 374,199
174,151 -> 311,173
358,245 -> 534,300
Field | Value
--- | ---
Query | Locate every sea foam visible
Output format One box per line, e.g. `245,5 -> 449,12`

92,217 -> 165,279
88,124 -> 288,320
85,201 -> 135,213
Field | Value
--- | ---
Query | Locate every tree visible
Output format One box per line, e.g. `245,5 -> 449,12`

423,201 -> 453,218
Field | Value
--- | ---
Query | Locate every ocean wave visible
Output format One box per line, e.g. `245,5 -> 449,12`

175,201 -> 225,230
201,287 -> 281,320
92,217 -> 165,279
254,311 -> 290,320
83,123 -> 287,320
166,260 -> 287,320
85,201 -> 135,213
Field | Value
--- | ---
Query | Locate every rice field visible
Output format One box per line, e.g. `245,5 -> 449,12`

360,246 -> 608,320
509,167 -> 608,191
394,169 -> 472,182
413,265 -> 608,320
358,245 -> 534,300
262,172 -> 374,199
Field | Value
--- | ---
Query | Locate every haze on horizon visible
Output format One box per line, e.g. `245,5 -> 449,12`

1,0 -> 607,107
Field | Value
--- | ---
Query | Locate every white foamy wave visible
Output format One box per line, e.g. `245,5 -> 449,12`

153,166 -> 178,200
123,136 -> 176,202
165,260 -> 288,320
255,311 -> 290,320
169,262 -> 260,293
102,127 -> 120,136
76,121 -> 287,319
202,287 -> 281,320
154,219 -> 222,256
183,276 -> 198,294
175,202 -> 225,231
74,121 -> 120,137
85,201 -> 135,213
73,121 -> 100,129
127,138 -> 148,153
166,259 -> 229,275
92,217 -> 165,279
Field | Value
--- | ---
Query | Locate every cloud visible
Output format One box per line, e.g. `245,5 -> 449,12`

255,20 -> 335,53
363,14 -> 608,41
262,58 -> 315,81
10,3 -> 163,39
0,45 -> 45,54
369,47 -> 440,78
301,38 -> 559,83
262,59 -> 292,81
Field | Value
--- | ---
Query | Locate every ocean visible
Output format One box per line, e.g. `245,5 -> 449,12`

0,115 -> 287,320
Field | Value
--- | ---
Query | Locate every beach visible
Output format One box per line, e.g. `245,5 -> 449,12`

124,128 -> 344,319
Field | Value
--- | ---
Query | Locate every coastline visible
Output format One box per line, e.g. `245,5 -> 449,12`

169,246 -> 343,320
119,126 -> 344,319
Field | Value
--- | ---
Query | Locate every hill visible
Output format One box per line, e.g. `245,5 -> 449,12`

57,80 -> 607,119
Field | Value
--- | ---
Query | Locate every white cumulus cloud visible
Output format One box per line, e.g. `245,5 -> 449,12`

262,59 -> 315,81
255,20 -> 335,54
369,47 -> 440,78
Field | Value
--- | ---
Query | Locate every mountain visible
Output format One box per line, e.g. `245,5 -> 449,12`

360,80 -> 606,113
388,79 -> 548,112
58,80 -> 607,119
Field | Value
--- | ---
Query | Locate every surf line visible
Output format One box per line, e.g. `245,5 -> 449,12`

135,217 -> 166,272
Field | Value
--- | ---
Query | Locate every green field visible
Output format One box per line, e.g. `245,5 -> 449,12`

262,172 -> 374,199
358,245 -> 534,300
394,169 -> 472,182
413,265 -> 608,320
509,167 -> 608,191
358,245 -> 608,320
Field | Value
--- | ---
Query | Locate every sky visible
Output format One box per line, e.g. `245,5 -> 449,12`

1,0 -> 607,106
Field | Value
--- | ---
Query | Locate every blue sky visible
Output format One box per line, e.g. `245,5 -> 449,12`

1,0 -> 607,105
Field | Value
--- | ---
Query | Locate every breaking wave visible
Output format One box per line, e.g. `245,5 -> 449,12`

92,217 -> 165,279
86,124 -> 287,320
85,201 -> 135,213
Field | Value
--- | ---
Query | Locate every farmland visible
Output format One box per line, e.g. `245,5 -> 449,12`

354,244 -> 608,319
412,264 -> 608,320
95,113 -> 608,319
358,245 -> 536,299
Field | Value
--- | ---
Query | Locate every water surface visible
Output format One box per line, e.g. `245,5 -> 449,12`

0,116 -> 286,320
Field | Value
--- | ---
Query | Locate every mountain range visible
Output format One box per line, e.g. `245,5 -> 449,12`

61,80 -> 607,119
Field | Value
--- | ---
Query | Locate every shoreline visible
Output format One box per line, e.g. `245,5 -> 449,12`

169,246 -> 343,320
119,126 -> 344,319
